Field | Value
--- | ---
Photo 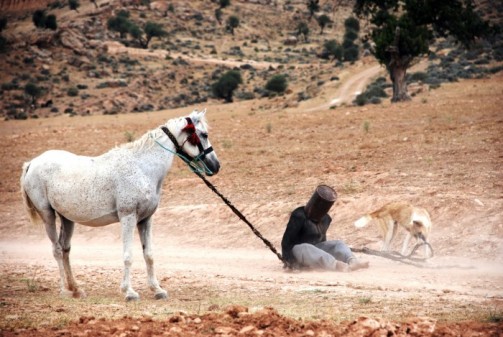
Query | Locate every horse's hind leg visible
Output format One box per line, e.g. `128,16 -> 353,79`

137,217 -> 168,300
58,215 -> 85,298
38,208 -> 72,297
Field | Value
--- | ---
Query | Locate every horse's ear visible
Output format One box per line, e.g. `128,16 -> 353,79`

190,108 -> 206,124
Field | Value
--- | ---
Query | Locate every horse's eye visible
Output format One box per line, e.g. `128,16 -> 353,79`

201,133 -> 208,139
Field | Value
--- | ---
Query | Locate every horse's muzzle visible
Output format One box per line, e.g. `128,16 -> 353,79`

204,158 -> 220,176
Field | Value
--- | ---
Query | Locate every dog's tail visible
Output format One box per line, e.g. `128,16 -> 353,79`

354,214 -> 373,228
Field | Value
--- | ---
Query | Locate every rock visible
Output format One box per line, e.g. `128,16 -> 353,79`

283,36 -> 298,46
59,29 -> 84,53
30,46 -> 52,58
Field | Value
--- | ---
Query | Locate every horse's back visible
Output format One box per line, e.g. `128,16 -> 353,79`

22,149 -> 120,225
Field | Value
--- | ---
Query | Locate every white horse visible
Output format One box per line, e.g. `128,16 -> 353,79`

20,109 -> 220,301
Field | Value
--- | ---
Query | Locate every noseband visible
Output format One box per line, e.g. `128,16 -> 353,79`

161,117 -> 214,162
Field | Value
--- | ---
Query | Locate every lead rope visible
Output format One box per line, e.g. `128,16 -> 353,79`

190,168 -> 290,268
350,242 -> 434,268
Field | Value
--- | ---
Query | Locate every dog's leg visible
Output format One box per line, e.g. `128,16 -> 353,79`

401,232 -> 411,255
381,219 -> 394,252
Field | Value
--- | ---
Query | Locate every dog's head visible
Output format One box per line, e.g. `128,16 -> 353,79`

412,221 -> 429,242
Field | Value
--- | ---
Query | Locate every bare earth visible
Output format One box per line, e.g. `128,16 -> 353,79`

0,70 -> 502,335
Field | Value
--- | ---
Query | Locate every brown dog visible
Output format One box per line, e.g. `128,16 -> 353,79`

354,201 -> 432,257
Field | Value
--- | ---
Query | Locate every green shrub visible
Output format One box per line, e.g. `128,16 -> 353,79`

344,16 -> 360,32
409,71 -> 428,82
0,35 -> 7,53
219,0 -> 230,8
68,0 -> 80,12
0,17 -> 7,32
343,45 -> 359,62
32,10 -> 46,28
226,15 -> 239,35
354,94 -> 367,106
67,87 -> 79,97
344,29 -> 358,42
365,85 -> 387,98
24,82 -> 42,104
45,14 -> 57,30
2,82 -> 17,90
265,74 -> 288,94
323,39 -> 343,61
211,70 -> 242,103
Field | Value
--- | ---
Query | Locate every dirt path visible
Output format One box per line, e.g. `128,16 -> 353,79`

104,41 -> 281,69
307,64 -> 383,111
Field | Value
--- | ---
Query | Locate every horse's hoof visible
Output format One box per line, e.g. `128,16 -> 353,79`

154,291 -> 168,300
60,290 -> 74,298
73,290 -> 87,299
125,293 -> 140,302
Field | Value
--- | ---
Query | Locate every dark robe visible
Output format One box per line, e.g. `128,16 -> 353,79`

281,206 -> 331,266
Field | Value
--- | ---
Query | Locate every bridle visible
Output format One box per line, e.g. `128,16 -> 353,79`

161,117 -> 214,162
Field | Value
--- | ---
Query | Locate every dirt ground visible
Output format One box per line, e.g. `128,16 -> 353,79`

1,70 -> 502,335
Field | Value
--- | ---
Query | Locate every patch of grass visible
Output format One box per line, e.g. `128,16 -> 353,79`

21,278 -> 38,292
124,131 -> 135,142
266,123 -> 272,133
221,140 -> 232,149
363,121 -> 370,133
341,180 -> 363,194
358,296 -> 372,304
485,310 -> 503,323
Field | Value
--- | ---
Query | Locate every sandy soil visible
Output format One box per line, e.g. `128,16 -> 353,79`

0,69 -> 502,335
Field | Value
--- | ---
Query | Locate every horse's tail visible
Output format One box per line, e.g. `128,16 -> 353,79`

20,162 -> 41,224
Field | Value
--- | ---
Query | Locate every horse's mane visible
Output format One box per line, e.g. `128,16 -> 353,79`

118,127 -> 163,152
117,113 -> 208,153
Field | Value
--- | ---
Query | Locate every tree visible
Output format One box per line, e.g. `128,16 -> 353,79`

226,15 -> 239,35
68,0 -> 80,12
316,14 -> 331,34
212,70 -> 242,103
296,22 -> 309,42
24,82 -> 42,105
354,0 -> 491,102
107,11 -> 133,39
265,74 -> 288,94
142,21 -> 166,48
215,8 -> 222,25
129,23 -> 143,45
306,0 -> 320,21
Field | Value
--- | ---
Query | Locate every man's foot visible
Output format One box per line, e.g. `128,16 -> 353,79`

348,258 -> 370,271
335,261 -> 349,272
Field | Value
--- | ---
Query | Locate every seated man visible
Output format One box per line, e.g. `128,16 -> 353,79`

281,185 -> 369,272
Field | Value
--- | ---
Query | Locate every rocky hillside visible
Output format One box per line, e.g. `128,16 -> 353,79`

0,0 -> 353,118
0,0 -> 501,119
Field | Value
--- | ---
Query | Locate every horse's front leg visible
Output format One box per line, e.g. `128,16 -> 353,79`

120,213 -> 140,301
138,217 -> 168,300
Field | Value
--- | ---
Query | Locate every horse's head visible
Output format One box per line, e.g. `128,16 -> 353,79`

169,108 -> 220,176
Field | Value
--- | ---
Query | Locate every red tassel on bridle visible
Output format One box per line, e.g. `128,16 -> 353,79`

182,120 -> 200,146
